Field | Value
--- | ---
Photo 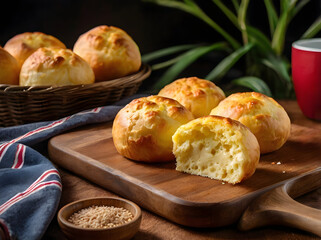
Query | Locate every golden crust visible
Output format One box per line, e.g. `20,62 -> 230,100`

158,77 -> 225,118
19,47 -> 95,86
172,115 -> 260,184
73,25 -> 141,81
4,32 -> 66,68
210,92 -> 291,154
0,47 -> 20,85
112,95 -> 194,162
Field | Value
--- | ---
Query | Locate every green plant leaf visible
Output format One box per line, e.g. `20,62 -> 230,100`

238,0 -> 250,44
144,0 -> 241,49
232,0 -> 240,12
280,0 -> 290,13
271,11 -> 288,55
262,55 -> 291,83
206,43 -> 254,82
272,0 -> 298,55
280,0 -> 298,13
212,0 -> 239,28
141,44 -> 200,63
247,26 -> 273,54
301,17 -> 321,39
153,42 -> 227,90
186,0 -> 241,49
183,0 -> 198,8
232,76 -> 272,96
151,55 -> 183,70
143,0 -> 195,15
264,0 -> 278,36
289,0 -> 299,9
291,0 -> 310,19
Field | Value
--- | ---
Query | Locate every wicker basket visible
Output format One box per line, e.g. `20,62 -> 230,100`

0,63 -> 151,127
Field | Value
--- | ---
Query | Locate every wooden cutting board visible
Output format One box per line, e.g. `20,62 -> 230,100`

48,122 -> 321,228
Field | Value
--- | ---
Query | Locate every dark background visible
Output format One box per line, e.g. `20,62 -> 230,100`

1,0 -> 320,89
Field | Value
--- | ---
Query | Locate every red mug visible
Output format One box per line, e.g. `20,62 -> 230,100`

292,39 -> 321,121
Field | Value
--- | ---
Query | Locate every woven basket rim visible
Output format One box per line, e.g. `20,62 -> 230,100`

0,63 -> 151,94
0,63 -> 151,127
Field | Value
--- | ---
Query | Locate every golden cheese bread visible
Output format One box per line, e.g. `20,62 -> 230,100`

112,95 -> 194,162
0,47 -> 20,85
20,47 -> 95,86
158,77 -> 225,118
172,115 -> 260,184
4,32 -> 66,68
73,25 -> 141,81
210,92 -> 291,154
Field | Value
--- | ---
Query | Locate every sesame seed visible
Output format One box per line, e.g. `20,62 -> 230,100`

68,205 -> 133,229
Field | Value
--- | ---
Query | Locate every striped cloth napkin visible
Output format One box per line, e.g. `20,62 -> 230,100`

0,94 -> 147,240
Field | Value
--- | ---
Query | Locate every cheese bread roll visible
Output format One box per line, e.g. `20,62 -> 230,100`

210,92 -> 291,154
112,95 -> 194,162
173,115 -> 260,184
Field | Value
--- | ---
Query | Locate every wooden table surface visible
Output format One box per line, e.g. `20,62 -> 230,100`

43,100 -> 321,240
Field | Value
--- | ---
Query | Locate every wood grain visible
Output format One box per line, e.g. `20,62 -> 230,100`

48,121 -> 321,228
239,168 -> 321,236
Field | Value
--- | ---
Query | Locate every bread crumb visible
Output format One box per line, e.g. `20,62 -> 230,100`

277,162 -> 281,165
271,162 -> 275,165
282,171 -> 286,173
222,182 -> 225,185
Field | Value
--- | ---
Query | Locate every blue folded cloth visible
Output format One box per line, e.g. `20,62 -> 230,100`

0,94 -> 148,240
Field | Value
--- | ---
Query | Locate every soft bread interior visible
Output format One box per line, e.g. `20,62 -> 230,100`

173,117 -> 258,184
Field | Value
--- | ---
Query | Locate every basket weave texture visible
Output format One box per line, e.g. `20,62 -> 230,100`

0,63 -> 151,127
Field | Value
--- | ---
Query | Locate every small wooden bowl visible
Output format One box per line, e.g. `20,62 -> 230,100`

57,197 -> 142,240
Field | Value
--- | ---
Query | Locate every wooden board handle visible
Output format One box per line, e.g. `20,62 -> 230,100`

238,168 -> 321,237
